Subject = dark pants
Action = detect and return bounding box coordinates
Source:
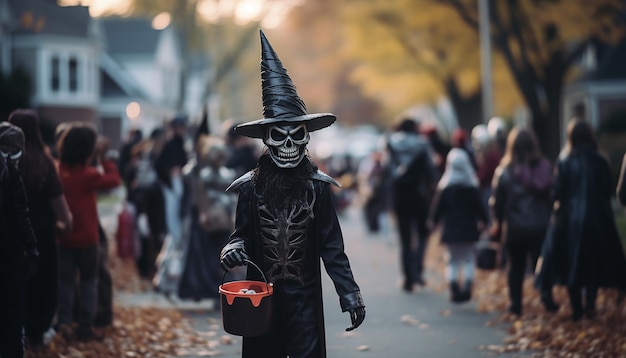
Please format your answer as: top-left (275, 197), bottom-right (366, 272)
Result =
top-left (95, 223), bottom-right (113, 326)
top-left (242, 281), bottom-right (321, 358)
top-left (57, 245), bottom-right (99, 330)
top-left (24, 240), bottom-right (57, 344)
top-left (567, 284), bottom-right (598, 317)
top-left (363, 193), bottom-right (386, 233)
top-left (136, 185), bottom-right (166, 279)
top-left (0, 255), bottom-right (25, 357)
top-left (393, 190), bottom-right (430, 287)
top-left (505, 236), bottom-right (542, 311)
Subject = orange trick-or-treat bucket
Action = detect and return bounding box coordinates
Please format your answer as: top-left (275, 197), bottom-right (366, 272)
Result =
top-left (219, 259), bottom-right (273, 337)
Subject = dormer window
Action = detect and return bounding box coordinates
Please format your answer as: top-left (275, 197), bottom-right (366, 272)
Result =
top-left (69, 57), bottom-right (78, 92)
top-left (48, 54), bottom-right (87, 95)
top-left (51, 56), bottom-right (60, 91)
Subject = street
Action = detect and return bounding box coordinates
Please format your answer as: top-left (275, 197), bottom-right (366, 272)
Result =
top-left (142, 203), bottom-right (529, 358)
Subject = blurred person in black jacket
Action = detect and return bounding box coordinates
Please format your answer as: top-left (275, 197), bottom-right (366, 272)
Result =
top-left (0, 122), bottom-right (39, 357)
top-left (537, 120), bottom-right (626, 321)
top-left (386, 117), bottom-right (437, 291)
top-left (618, 152), bottom-right (626, 206)
top-left (9, 110), bottom-right (73, 347)
top-left (224, 122), bottom-right (259, 177)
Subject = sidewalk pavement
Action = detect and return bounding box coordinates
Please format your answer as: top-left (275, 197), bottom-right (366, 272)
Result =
top-left (100, 191), bottom-right (530, 357)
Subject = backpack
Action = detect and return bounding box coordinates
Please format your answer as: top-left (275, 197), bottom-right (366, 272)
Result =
top-left (503, 168), bottom-right (551, 236)
top-left (135, 151), bottom-right (157, 188)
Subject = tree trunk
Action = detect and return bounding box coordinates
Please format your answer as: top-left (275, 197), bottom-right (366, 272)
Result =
top-left (445, 77), bottom-right (483, 132)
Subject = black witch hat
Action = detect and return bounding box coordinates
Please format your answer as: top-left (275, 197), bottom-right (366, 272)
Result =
top-left (235, 30), bottom-right (336, 139)
top-left (194, 104), bottom-right (210, 143)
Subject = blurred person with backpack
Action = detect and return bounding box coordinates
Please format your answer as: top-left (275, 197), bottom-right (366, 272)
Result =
top-left (153, 116), bottom-right (189, 296)
top-left (8, 110), bottom-right (73, 348)
top-left (178, 135), bottom-right (237, 301)
top-left (490, 127), bottom-right (553, 316)
top-left (386, 117), bottom-right (437, 291)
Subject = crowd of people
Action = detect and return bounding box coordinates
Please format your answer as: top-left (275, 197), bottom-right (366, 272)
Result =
top-left (358, 116), bottom-right (626, 319)
top-left (1, 103), bottom-right (626, 356)
top-left (0, 109), bottom-right (122, 356)
top-left (0, 108), bottom-right (262, 356)
top-left (116, 115), bottom-right (261, 304)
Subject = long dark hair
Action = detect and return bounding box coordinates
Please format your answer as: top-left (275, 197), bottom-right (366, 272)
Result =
top-left (564, 119), bottom-right (597, 155)
top-left (59, 123), bottom-right (97, 167)
top-left (8, 109), bottom-right (57, 192)
top-left (500, 127), bottom-right (542, 167)
top-left (254, 153), bottom-right (317, 212)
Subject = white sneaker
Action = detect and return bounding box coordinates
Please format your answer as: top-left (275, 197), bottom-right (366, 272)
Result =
top-left (43, 327), bottom-right (56, 345)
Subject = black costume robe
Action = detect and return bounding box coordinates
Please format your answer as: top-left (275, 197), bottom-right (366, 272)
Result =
top-left (224, 167), bottom-right (362, 358)
top-left (538, 149), bottom-right (626, 290)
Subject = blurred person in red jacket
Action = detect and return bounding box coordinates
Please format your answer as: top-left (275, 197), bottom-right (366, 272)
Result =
top-left (56, 123), bottom-right (121, 341)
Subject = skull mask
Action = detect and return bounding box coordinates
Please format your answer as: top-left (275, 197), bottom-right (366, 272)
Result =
top-left (263, 123), bottom-right (309, 168)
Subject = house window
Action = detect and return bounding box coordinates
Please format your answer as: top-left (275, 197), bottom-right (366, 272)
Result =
top-left (51, 56), bottom-right (60, 91)
top-left (69, 57), bottom-right (78, 92)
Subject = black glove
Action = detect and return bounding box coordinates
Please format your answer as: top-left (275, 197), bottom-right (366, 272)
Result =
top-left (346, 306), bottom-right (366, 331)
top-left (220, 247), bottom-right (249, 271)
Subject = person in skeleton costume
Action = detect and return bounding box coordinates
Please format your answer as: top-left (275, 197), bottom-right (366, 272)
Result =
top-left (220, 30), bottom-right (365, 358)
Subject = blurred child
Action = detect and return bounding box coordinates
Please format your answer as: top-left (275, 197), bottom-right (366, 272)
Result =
top-left (57, 123), bottom-right (121, 340)
top-left (429, 148), bottom-right (487, 302)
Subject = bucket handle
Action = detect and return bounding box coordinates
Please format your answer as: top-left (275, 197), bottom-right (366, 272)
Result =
top-left (222, 258), bottom-right (270, 292)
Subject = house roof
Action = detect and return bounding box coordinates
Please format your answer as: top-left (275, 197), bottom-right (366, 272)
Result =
top-left (100, 52), bottom-right (150, 100)
top-left (8, 0), bottom-right (91, 37)
top-left (579, 38), bottom-right (626, 82)
top-left (101, 17), bottom-right (163, 56)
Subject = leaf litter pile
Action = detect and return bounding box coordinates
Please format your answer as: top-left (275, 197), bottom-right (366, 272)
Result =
top-left (25, 221), bottom-right (626, 357)
top-left (471, 270), bottom-right (626, 357)
top-left (423, 231), bottom-right (626, 358)
top-left (25, 249), bottom-right (236, 357)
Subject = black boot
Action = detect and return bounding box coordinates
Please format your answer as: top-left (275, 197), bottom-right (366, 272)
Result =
top-left (568, 286), bottom-right (583, 321)
top-left (450, 282), bottom-right (461, 303)
top-left (584, 286), bottom-right (597, 319)
top-left (540, 291), bottom-right (559, 313)
top-left (459, 280), bottom-right (472, 302)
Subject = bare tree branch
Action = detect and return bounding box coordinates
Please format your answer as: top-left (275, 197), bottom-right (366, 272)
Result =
top-left (202, 23), bottom-right (259, 100)
top-left (506, 0), bottom-right (539, 83)
top-left (438, 0), bottom-right (479, 30)
top-left (372, 13), bottom-right (446, 79)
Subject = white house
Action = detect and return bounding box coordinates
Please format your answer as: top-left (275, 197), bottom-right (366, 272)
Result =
top-left (99, 16), bottom-right (184, 145)
top-left (6, 0), bottom-right (101, 126)
top-left (562, 39), bottom-right (626, 143)
top-left (1, 0), bottom-right (192, 148)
